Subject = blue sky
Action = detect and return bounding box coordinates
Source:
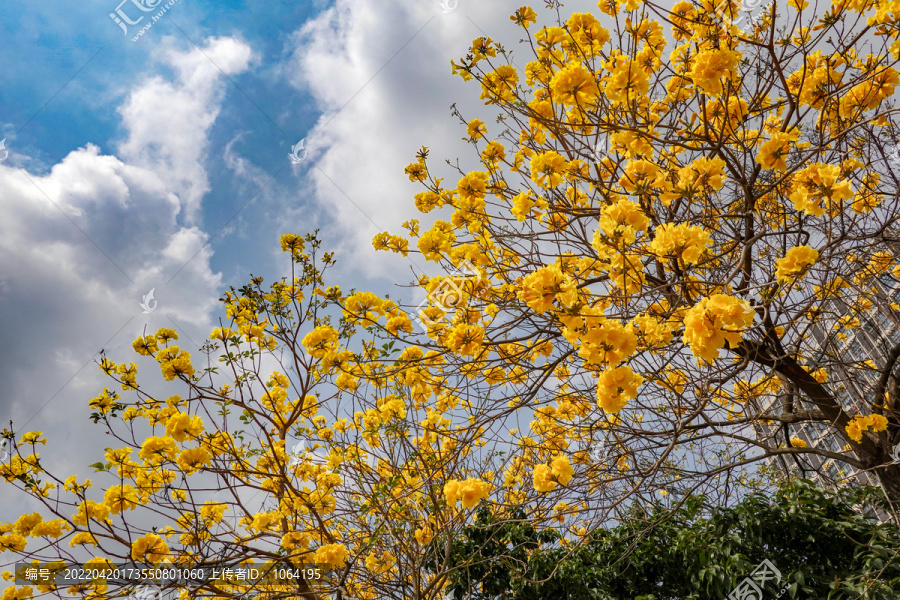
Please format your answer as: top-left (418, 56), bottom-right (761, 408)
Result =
top-left (0, 0), bottom-right (602, 524)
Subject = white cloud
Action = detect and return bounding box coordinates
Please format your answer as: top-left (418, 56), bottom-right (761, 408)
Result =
top-left (283, 0), bottom-right (595, 287)
top-left (0, 36), bottom-right (251, 514)
top-left (117, 36), bottom-right (254, 223)
top-left (284, 1), bottom-right (482, 282)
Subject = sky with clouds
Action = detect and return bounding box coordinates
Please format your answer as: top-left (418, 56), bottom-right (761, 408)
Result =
top-left (0, 0), bottom-right (600, 530)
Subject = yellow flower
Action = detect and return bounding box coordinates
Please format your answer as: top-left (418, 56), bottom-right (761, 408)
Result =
top-left (471, 37), bottom-right (497, 62)
top-left (775, 246), bottom-right (819, 284)
top-left (335, 372), bottom-right (360, 392)
top-left (690, 48), bottom-right (741, 97)
top-left (480, 65), bottom-right (519, 104)
top-left (789, 163), bottom-right (853, 216)
top-left (566, 12), bottom-right (610, 55)
top-left (29, 519), bottom-right (69, 539)
top-left (809, 367), bottom-right (827, 383)
top-left (68, 532), bottom-right (98, 547)
top-left (281, 531), bottom-right (309, 550)
top-left (594, 199), bottom-right (649, 248)
top-left (604, 55), bottom-right (649, 104)
top-left (596, 365), bottom-right (643, 413)
top-left (72, 500), bottom-right (110, 526)
top-left (530, 150), bottom-right (568, 189)
top-left (139, 436), bottom-right (178, 464)
top-left (456, 171), bottom-right (490, 203)
top-left (279, 233), bottom-right (305, 253)
top-left (20, 432), bottom-right (46, 446)
top-left (467, 119), bottom-right (487, 140)
top-left (445, 324), bottom-right (485, 357)
top-left (510, 190), bottom-right (548, 221)
top-left (176, 447), bottom-right (211, 474)
top-left (365, 550), bottom-right (396, 575)
top-left (131, 533), bottom-right (170, 563)
top-left (845, 413), bottom-right (888, 443)
top-left (165, 412), bottom-right (204, 443)
top-left (532, 464), bottom-right (556, 492)
top-left (481, 140), bottom-right (506, 164)
top-left (132, 335), bottom-right (159, 356)
top-left (869, 414), bottom-right (889, 432)
top-left (156, 346), bottom-right (195, 381)
top-left (618, 160), bottom-right (663, 194)
top-left (302, 325), bottom-right (339, 358)
top-left (13, 514), bottom-right (42, 537)
top-left (676, 156), bottom-right (727, 193)
top-left (344, 291), bottom-right (386, 324)
top-left (550, 455), bottom-right (574, 486)
top-left (576, 319), bottom-right (638, 366)
top-left (682, 295), bottom-right (755, 363)
top-left (550, 62), bottom-right (600, 106)
top-left (104, 485), bottom-right (140, 514)
top-left (518, 264), bottom-right (577, 313)
top-left (510, 6), bottom-right (538, 28)
top-left (415, 526), bottom-right (434, 545)
top-left (648, 223), bottom-right (712, 265)
top-left (155, 327), bottom-right (178, 343)
top-left (444, 477), bottom-right (491, 509)
top-left (89, 388), bottom-right (120, 414)
top-left (0, 534), bottom-right (26, 552)
top-left (404, 162), bottom-right (427, 182)
top-left (313, 543), bottom-right (349, 568)
top-left (755, 131), bottom-right (798, 170)
top-left (789, 437), bottom-right (807, 448)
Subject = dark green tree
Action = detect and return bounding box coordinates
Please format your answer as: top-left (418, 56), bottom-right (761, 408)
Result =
top-left (428, 480), bottom-right (900, 600)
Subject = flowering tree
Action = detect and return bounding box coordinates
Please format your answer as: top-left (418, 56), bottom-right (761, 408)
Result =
top-left (6, 1), bottom-right (900, 599)
top-left (0, 235), bottom-right (495, 600)
top-left (378, 0), bottom-right (900, 532)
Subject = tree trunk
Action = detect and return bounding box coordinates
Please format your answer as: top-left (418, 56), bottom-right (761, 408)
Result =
top-left (740, 340), bottom-right (900, 501)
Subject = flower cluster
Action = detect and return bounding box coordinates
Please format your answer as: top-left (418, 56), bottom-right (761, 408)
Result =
top-left (682, 295), bottom-right (755, 363)
top-left (648, 223), bottom-right (712, 265)
top-left (775, 246), bottom-right (819, 284)
top-left (443, 478), bottom-right (492, 509)
top-left (846, 413), bottom-right (889, 443)
top-left (533, 456), bottom-right (574, 492)
top-left (789, 163), bottom-right (854, 216)
top-left (596, 365), bottom-right (644, 414)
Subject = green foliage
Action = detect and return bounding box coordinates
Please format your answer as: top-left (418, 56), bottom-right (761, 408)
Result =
top-left (431, 480), bottom-right (900, 599)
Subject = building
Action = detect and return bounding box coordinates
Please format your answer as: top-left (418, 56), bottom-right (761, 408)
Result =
top-left (749, 274), bottom-right (900, 496)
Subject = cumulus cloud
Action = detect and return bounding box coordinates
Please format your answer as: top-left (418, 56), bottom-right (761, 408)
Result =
top-left (118, 36), bottom-right (254, 223)
top-left (0, 36), bottom-right (251, 513)
top-left (283, 0), bottom-right (595, 286)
